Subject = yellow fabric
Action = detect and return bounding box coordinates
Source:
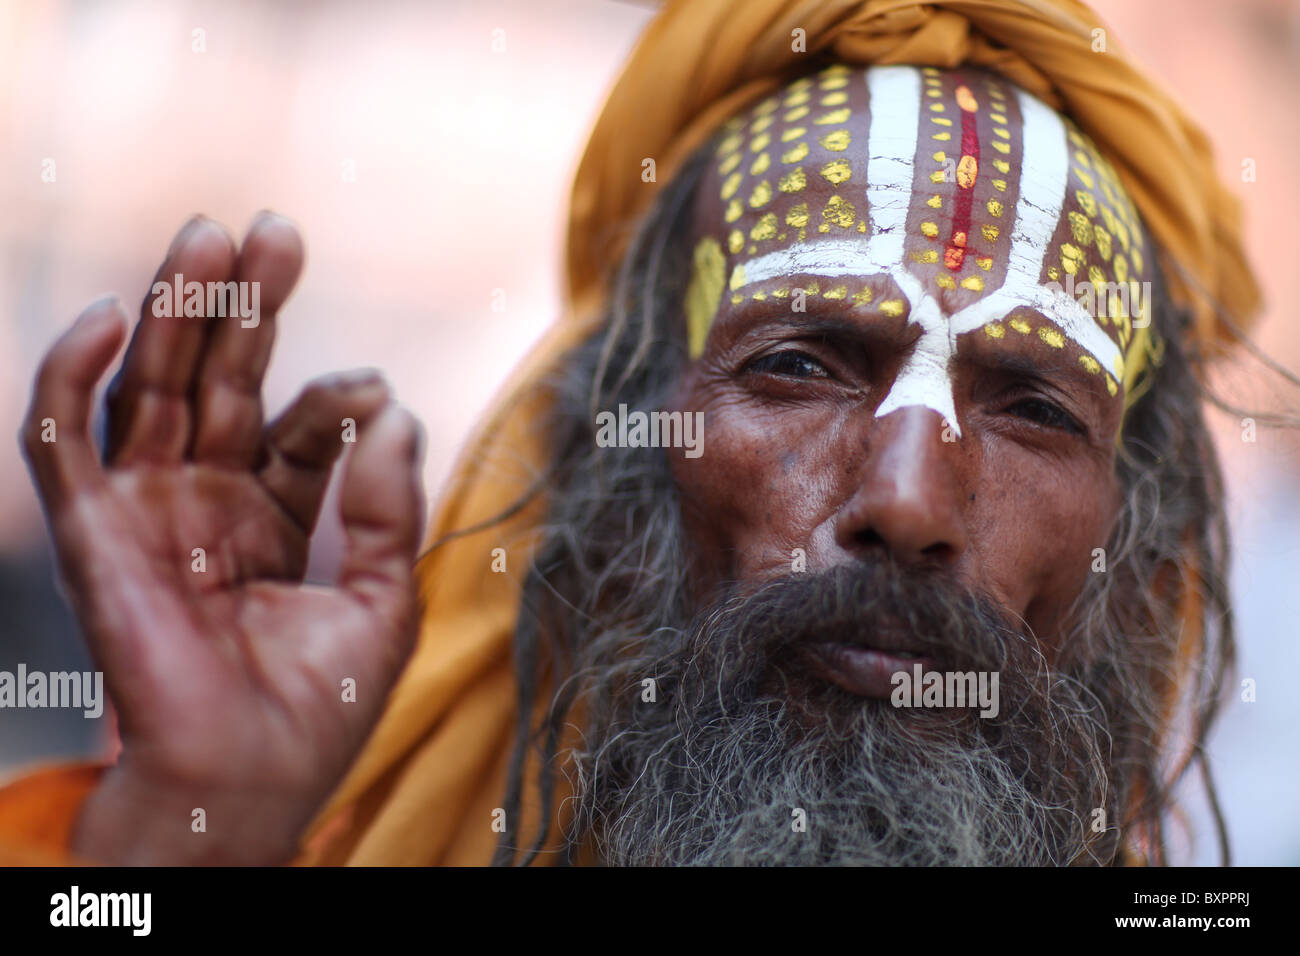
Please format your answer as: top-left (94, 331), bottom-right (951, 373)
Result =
top-left (295, 0), bottom-right (1260, 865)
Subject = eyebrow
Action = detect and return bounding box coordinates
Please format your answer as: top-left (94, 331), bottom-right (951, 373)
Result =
top-left (726, 311), bottom-right (881, 339)
top-left (966, 342), bottom-right (1111, 407)
top-left (975, 349), bottom-right (1060, 379)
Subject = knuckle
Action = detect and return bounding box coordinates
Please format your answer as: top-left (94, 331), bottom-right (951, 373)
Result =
top-left (208, 365), bottom-right (262, 398)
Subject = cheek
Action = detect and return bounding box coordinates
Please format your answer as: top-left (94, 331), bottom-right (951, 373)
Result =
top-left (670, 396), bottom-right (851, 580)
top-left (971, 441), bottom-right (1117, 634)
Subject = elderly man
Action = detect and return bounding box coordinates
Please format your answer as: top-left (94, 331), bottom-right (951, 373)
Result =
top-left (2, 0), bottom-right (1259, 866)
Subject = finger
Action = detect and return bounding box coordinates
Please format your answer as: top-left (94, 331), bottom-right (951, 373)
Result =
top-left (104, 216), bottom-right (237, 466)
top-left (337, 404), bottom-right (425, 627)
top-left (258, 369), bottom-right (390, 532)
top-left (21, 297), bottom-right (128, 512)
top-left (191, 212), bottom-right (305, 468)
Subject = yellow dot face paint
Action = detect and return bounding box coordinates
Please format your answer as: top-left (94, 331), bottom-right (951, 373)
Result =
top-left (686, 63), bottom-right (1161, 429)
top-left (781, 142), bottom-right (809, 164)
top-left (778, 168), bottom-right (806, 193)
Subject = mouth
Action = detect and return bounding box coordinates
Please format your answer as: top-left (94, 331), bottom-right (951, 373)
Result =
top-left (802, 640), bottom-right (938, 699)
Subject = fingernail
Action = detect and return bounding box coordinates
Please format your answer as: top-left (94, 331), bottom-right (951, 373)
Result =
top-left (167, 215), bottom-right (205, 256)
top-left (317, 368), bottom-right (385, 391)
top-left (248, 209), bottom-right (286, 233)
top-left (76, 294), bottom-right (121, 324)
top-left (334, 367), bottom-right (385, 387)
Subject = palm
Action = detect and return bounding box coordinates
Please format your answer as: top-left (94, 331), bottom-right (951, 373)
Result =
top-left (21, 215), bottom-right (425, 859)
top-left (78, 467), bottom-right (363, 785)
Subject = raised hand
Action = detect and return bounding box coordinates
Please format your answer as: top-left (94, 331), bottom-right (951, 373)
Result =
top-left (20, 213), bottom-right (426, 864)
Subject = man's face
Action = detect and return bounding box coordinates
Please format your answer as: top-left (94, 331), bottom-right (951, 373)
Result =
top-left (670, 63), bottom-right (1154, 676)
top-left (572, 63), bottom-right (1162, 866)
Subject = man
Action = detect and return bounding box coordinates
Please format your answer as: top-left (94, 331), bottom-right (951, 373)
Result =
top-left (0, 0), bottom-right (1261, 865)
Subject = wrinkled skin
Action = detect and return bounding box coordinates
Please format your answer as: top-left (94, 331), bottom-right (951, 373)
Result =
top-left (668, 297), bottom-right (1123, 668)
top-left (21, 215), bottom-right (425, 864)
top-left (671, 64), bottom-right (1136, 669)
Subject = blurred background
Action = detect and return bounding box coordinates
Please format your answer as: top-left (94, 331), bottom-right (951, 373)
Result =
top-left (0, 0), bottom-right (1295, 864)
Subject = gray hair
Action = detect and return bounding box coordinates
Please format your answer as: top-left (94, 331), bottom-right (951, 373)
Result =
top-left (481, 143), bottom-right (1235, 867)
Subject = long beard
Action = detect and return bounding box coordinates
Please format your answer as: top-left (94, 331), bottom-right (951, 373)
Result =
top-left (567, 560), bottom-right (1119, 866)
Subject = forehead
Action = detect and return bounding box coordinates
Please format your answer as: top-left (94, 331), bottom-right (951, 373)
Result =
top-left (687, 63), bottom-right (1155, 405)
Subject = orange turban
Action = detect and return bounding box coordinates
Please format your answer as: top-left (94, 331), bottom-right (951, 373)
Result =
top-left (0, 0), bottom-right (1256, 866)
top-left (293, 0), bottom-right (1260, 866)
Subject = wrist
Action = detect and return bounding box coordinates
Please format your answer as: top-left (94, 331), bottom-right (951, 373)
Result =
top-left (72, 765), bottom-right (307, 866)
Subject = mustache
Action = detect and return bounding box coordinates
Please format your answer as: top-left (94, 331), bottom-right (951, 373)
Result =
top-left (683, 559), bottom-right (1044, 694)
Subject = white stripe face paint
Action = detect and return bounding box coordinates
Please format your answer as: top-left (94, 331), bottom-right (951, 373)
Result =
top-left (861, 65), bottom-right (957, 433)
top-left (871, 272), bottom-right (959, 430)
top-left (738, 239), bottom-right (901, 285)
top-left (948, 89), bottom-right (1122, 378)
top-left (863, 66), bottom-right (923, 270)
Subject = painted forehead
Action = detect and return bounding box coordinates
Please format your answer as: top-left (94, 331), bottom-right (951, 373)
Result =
top-left (686, 63), bottom-right (1159, 416)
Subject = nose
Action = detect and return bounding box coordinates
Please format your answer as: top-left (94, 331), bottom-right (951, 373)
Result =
top-left (833, 405), bottom-right (969, 568)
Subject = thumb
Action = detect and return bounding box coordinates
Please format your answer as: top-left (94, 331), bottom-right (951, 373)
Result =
top-left (337, 403), bottom-right (425, 625)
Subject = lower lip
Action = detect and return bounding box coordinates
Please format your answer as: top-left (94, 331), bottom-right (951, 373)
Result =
top-left (805, 643), bottom-right (936, 699)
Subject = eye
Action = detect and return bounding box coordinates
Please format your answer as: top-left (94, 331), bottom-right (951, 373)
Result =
top-left (1006, 398), bottom-right (1083, 435)
top-left (745, 349), bottom-right (830, 379)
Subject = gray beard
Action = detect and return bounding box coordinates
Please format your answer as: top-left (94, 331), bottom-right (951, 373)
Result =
top-left (575, 698), bottom-right (1103, 866)
top-left (566, 562), bottom-right (1118, 866)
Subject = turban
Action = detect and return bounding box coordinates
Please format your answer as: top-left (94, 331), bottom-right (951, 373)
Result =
top-left (0, 0), bottom-right (1260, 865)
